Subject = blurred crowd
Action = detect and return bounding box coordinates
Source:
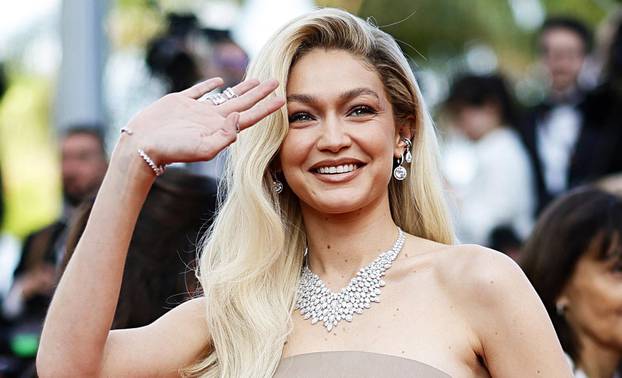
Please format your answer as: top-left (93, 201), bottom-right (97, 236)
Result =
top-left (0, 8), bottom-right (621, 378)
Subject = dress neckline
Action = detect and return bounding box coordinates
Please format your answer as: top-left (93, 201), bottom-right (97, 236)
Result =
top-left (280, 350), bottom-right (451, 376)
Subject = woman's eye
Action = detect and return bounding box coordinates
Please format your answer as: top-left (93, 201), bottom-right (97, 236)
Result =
top-left (288, 112), bottom-right (315, 123)
top-left (349, 105), bottom-right (376, 117)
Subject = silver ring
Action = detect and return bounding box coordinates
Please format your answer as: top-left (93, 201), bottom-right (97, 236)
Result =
top-left (120, 127), bottom-right (134, 135)
top-left (210, 93), bottom-right (228, 106)
top-left (198, 92), bottom-right (228, 106)
top-left (223, 87), bottom-right (238, 99)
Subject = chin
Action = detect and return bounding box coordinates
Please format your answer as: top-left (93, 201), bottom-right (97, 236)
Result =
top-left (303, 192), bottom-right (377, 215)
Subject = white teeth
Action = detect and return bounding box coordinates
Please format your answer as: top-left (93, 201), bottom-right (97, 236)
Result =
top-left (316, 164), bottom-right (358, 174)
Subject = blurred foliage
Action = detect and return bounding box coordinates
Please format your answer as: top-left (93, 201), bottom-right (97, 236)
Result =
top-left (0, 73), bottom-right (60, 237)
top-left (358, 0), bottom-right (612, 75)
top-left (316, 0), bottom-right (364, 14)
top-left (108, 0), bottom-right (166, 49)
top-left (544, 0), bottom-right (610, 23)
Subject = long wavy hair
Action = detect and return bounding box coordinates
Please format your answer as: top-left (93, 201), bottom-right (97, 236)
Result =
top-left (184, 8), bottom-right (454, 377)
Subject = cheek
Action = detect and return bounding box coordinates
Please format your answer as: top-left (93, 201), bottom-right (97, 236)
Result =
top-left (568, 276), bottom-right (622, 341)
top-left (278, 131), bottom-right (313, 182)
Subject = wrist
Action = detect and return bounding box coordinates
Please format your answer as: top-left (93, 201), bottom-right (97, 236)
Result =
top-left (110, 135), bottom-right (158, 186)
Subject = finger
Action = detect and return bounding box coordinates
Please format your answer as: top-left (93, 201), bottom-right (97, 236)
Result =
top-left (199, 112), bottom-right (240, 160)
top-left (238, 96), bottom-right (286, 131)
top-left (219, 79), bottom-right (280, 114)
top-left (192, 79), bottom-right (259, 108)
top-left (227, 79), bottom-right (260, 97)
top-left (180, 77), bottom-right (224, 99)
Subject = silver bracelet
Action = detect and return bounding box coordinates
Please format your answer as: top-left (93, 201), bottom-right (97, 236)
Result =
top-left (120, 127), bottom-right (166, 177)
top-left (137, 148), bottom-right (166, 176)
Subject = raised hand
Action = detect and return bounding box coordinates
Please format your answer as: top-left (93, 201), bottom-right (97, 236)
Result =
top-left (121, 77), bottom-right (284, 167)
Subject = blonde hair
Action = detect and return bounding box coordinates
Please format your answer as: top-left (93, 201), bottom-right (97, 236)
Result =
top-left (184, 8), bottom-right (454, 377)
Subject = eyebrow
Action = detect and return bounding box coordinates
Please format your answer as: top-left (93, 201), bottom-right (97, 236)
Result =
top-left (287, 87), bottom-right (380, 105)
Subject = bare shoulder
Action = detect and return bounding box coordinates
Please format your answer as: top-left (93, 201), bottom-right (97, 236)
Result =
top-left (432, 243), bottom-right (527, 305)
top-left (413, 243), bottom-right (571, 376)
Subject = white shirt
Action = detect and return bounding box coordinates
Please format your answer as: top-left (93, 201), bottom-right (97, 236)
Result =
top-left (536, 104), bottom-right (582, 195)
top-left (442, 128), bottom-right (535, 245)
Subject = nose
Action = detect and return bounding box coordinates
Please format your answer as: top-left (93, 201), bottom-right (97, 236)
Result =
top-left (316, 115), bottom-right (351, 153)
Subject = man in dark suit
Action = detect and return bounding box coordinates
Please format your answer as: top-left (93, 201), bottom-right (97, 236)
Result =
top-left (518, 17), bottom-right (598, 214)
top-left (2, 126), bottom-right (108, 322)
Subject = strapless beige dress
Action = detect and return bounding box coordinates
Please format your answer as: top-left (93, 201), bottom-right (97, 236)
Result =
top-left (274, 351), bottom-right (451, 377)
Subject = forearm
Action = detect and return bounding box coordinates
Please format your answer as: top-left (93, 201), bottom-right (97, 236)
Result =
top-left (38, 137), bottom-right (155, 374)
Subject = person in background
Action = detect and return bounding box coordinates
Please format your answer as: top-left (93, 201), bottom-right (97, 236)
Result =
top-left (146, 14), bottom-right (205, 94)
top-left (0, 167), bottom-right (21, 303)
top-left (521, 187), bottom-right (622, 378)
top-left (0, 165), bottom-right (25, 376)
top-left (517, 17), bottom-right (593, 214)
top-left (2, 126), bottom-right (108, 322)
top-left (61, 168), bottom-right (217, 329)
top-left (578, 20), bottom-right (622, 183)
top-left (441, 74), bottom-right (534, 256)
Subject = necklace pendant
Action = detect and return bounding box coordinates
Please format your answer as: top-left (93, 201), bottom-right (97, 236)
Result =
top-left (295, 228), bottom-right (405, 332)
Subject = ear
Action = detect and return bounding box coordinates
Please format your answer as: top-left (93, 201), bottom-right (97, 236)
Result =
top-left (555, 295), bottom-right (570, 316)
top-left (393, 117), bottom-right (416, 159)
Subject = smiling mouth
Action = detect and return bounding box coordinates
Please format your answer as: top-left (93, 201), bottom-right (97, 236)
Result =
top-left (314, 163), bottom-right (362, 175)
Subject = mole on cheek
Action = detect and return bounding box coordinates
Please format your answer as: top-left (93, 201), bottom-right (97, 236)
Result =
top-left (327, 244), bottom-right (331, 249)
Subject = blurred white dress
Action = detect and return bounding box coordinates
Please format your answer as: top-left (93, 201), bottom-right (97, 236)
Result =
top-left (442, 127), bottom-right (535, 246)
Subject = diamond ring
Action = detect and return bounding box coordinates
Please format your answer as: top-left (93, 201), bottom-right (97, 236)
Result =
top-left (223, 87), bottom-right (238, 99)
top-left (198, 92), bottom-right (228, 106)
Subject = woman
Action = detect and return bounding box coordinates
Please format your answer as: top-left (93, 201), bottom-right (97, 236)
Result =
top-left (441, 73), bottom-right (534, 252)
top-left (37, 8), bottom-right (570, 377)
top-left (521, 188), bottom-right (622, 378)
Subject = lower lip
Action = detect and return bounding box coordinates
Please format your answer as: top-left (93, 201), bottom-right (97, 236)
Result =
top-left (311, 166), bottom-right (363, 183)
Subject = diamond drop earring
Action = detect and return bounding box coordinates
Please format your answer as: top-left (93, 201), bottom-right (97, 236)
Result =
top-left (403, 138), bottom-right (413, 163)
top-left (272, 175), bottom-right (284, 194)
top-left (393, 137), bottom-right (412, 181)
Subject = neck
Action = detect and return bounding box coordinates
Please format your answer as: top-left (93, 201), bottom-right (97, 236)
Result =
top-left (550, 84), bottom-right (579, 102)
top-left (301, 194), bottom-right (398, 286)
top-left (576, 334), bottom-right (621, 378)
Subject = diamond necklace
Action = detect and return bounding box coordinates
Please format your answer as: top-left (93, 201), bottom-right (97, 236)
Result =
top-left (295, 228), bottom-right (405, 332)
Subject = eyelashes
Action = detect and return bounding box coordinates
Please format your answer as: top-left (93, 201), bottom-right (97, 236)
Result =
top-left (348, 105), bottom-right (377, 117)
top-left (288, 112), bottom-right (315, 123)
top-left (288, 105), bottom-right (378, 124)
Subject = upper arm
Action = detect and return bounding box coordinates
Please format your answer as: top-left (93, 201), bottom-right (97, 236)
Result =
top-left (449, 247), bottom-right (572, 377)
top-left (100, 297), bottom-right (211, 377)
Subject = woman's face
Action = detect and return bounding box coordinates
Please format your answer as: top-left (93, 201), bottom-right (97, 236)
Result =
top-left (453, 103), bottom-right (501, 141)
top-left (279, 49), bottom-right (403, 215)
top-left (561, 238), bottom-right (622, 353)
